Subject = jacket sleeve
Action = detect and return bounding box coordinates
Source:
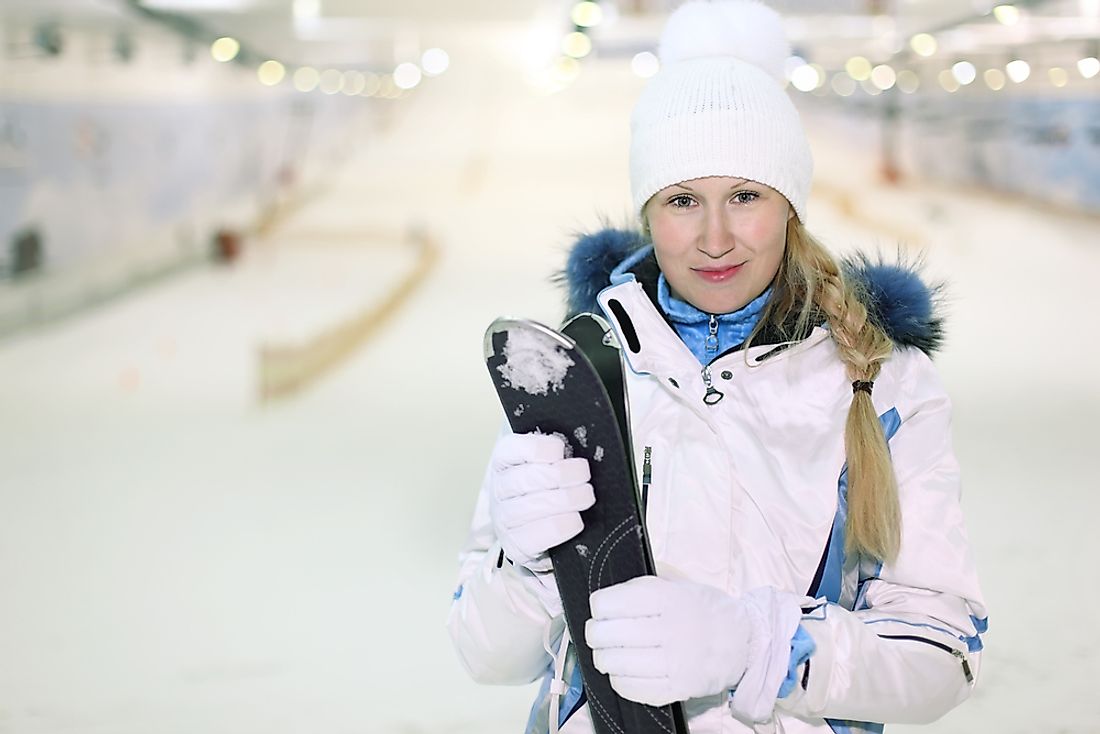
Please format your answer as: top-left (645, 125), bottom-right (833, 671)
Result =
top-left (777, 349), bottom-right (988, 724)
top-left (446, 424), bottom-right (567, 685)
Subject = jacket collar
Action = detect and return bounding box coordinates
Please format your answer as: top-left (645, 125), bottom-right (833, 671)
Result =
top-left (557, 228), bottom-right (945, 357)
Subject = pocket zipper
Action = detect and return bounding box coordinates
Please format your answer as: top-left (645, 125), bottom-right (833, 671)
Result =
top-left (641, 446), bottom-right (652, 518)
top-left (877, 634), bottom-right (975, 684)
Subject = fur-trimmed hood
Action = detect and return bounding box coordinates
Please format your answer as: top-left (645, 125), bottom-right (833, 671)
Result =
top-left (556, 228), bottom-right (945, 355)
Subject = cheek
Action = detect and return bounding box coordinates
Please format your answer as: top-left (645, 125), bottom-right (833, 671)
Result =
top-left (648, 218), bottom-right (689, 264)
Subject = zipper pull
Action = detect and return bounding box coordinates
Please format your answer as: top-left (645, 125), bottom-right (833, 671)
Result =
top-left (641, 446), bottom-right (652, 517)
top-left (705, 314), bottom-right (719, 356)
top-left (951, 648), bottom-right (975, 684)
top-left (701, 365), bottom-right (725, 405)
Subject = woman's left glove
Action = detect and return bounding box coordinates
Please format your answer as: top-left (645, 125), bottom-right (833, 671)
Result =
top-left (585, 576), bottom-right (803, 721)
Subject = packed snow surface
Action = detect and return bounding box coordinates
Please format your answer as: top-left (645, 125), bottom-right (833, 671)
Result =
top-left (497, 328), bottom-right (573, 396)
top-left (573, 426), bottom-right (588, 448)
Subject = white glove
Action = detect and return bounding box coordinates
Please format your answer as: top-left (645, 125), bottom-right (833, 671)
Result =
top-left (489, 432), bottom-right (595, 572)
top-left (586, 576), bottom-right (803, 722)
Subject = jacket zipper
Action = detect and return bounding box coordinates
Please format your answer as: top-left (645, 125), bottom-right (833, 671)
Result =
top-left (641, 446), bottom-right (652, 518)
top-left (701, 365), bottom-right (724, 405)
top-left (705, 314), bottom-right (719, 356)
top-left (877, 634), bottom-right (975, 684)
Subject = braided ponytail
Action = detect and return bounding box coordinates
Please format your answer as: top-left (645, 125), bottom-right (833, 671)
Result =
top-left (750, 219), bottom-right (901, 563)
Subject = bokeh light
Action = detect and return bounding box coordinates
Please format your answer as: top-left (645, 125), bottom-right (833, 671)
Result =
top-left (393, 63), bottom-right (423, 90)
top-left (210, 37), bottom-right (239, 63)
top-left (422, 48), bottom-right (450, 76)
top-left (896, 69), bottom-right (920, 93)
top-left (1077, 56), bottom-right (1100, 79)
top-left (632, 51), bottom-right (659, 79)
top-left (571, 2), bottom-right (603, 28)
top-left (952, 61), bottom-right (977, 85)
top-left (790, 65), bottom-right (821, 92)
top-left (362, 72), bottom-right (382, 97)
top-left (871, 64), bottom-right (897, 90)
top-left (1049, 67), bottom-right (1069, 87)
top-left (910, 33), bottom-right (937, 57)
top-left (257, 60), bottom-right (286, 86)
top-left (319, 69), bottom-right (343, 95)
top-left (938, 69), bottom-right (961, 92)
top-left (984, 68), bottom-right (1007, 90)
top-left (562, 32), bottom-right (592, 59)
top-left (845, 56), bottom-right (872, 81)
top-left (993, 4), bottom-right (1020, 25)
top-left (343, 70), bottom-right (366, 95)
top-left (1006, 59), bottom-right (1031, 83)
top-left (831, 72), bottom-right (856, 96)
top-left (292, 66), bottom-right (319, 92)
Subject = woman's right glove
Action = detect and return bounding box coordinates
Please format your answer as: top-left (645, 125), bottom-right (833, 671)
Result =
top-left (489, 432), bottom-right (595, 572)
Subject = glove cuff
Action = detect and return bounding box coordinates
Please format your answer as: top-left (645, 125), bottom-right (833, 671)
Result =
top-left (728, 587), bottom-right (804, 724)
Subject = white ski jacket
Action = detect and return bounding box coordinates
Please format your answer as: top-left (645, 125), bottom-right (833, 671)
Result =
top-left (448, 234), bottom-right (987, 734)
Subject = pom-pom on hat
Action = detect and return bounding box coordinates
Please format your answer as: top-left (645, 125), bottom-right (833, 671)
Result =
top-left (630, 0), bottom-right (814, 223)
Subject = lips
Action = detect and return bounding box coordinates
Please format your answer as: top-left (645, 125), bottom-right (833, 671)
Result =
top-left (693, 263), bottom-right (744, 282)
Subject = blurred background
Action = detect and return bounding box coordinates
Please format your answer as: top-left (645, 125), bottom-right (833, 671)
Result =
top-left (0, 0), bottom-right (1097, 732)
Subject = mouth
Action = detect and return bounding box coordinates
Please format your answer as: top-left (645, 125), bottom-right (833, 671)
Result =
top-left (692, 262), bottom-right (745, 282)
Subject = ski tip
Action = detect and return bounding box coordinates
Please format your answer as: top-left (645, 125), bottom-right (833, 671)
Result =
top-left (483, 317), bottom-right (575, 361)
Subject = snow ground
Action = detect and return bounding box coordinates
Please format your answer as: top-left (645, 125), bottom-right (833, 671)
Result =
top-left (1, 56), bottom-right (1098, 734)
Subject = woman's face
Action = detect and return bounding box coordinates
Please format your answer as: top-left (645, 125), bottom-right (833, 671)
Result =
top-left (644, 176), bottom-right (793, 315)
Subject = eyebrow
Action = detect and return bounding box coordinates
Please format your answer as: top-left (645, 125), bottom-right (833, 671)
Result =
top-left (673, 178), bottom-right (750, 192)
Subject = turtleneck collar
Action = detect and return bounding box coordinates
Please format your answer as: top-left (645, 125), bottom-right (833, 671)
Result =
top-left (656, 272), bottom-right (772, 365)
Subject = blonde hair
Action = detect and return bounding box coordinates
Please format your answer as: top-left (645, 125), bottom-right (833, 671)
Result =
top-left (750, 219), bottom-right (901, 563)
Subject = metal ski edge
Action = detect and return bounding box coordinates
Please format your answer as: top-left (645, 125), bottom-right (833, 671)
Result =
top-left (483, 316), bottom-right (576, 361)
top-left (560, 312), bottom-right (659, 581)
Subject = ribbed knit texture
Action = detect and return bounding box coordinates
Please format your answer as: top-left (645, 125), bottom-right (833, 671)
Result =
top-left (657, 273), bottom-right (772, 365)
top-left (630, 5), bottom-right (814, 222)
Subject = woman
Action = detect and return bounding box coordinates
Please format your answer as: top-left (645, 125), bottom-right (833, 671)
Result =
top-left (447, 2), bottom-right (987, 733)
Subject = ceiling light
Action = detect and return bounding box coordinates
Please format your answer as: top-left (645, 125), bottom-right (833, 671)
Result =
top-left (562, 32), bottom-right (592, 58)
top-left (845, 56), bottom-right (872, 81)
top-left (984, 68), bottom-right (1006, 90)
top-left (790, 65), bottom-right (820, 92)
top-left (257, 60), bottom-right (285, 86)
top-left (571, 2), bottom-right (603, 28)
top-left (938, 69), bottom-right (960, 92)
top-left (343, 70), bottom-right (365, 95)
top-left (952, 61), bottom-right (977, 85)
top-left (859, 78), bottom-right (882, 96)
top-left (1006, 59), bottom-right (1031, 83)
top-left (632, 51), bottom-right (659, 79)
top-left (910, 33), bottom-right (937, 57)
top-left (1078, 56), bottom-right (1100, 79)
top-left (319, 69), bottom-right (343, 94)
top-left (993, 5), bottom-right (1020, 25)
top-left (293, 66), bottom-right (319, 92)
top-left (1049, 67), bottom-right (1069, 87)
top-left (293, 0), bottom-right (320, 19)
top-left (871, 64), bottom-right (897, 90)
top-left (831, 72), bottom-right (856, 97)
top-left (896, 70), bottom-right (920, 93)
top-left (393, 62), bottom-right (422, 90)
top-left (210, 37), bottom-right (239, 62)
top-left (421, 48), bottom-right (449, 76)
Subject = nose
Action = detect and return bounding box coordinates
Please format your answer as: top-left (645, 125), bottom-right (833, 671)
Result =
top-left (698, 207), bottom-right (735, 259)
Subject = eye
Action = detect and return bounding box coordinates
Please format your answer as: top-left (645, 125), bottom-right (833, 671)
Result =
top-left (731, 191), bottom-right (760, 205)
top-left (668, 194), bottom-right (695, 209)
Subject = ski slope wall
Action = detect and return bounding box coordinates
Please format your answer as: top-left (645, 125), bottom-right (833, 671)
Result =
top-left (0, 20), bottom-right (380, 335)
top-left (801, 90), bottom-right (1100, 214)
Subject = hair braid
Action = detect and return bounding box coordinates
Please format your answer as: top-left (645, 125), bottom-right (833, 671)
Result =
top-left (750, 219), bottom-right (901, 562)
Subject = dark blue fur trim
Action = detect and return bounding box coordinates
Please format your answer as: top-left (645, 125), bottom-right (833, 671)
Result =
top-left (554, 228), bottom-right (646, 319)
top-left (557, 228), bottom-right (946, 355)
top-left (841, 251), bottom-right (945, 355)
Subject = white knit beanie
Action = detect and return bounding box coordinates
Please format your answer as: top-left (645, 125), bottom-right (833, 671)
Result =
top-left (630, 0), bottom-right (814, 223)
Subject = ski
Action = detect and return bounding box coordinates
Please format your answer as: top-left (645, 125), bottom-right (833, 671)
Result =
top-left (484, 314), bottom-right (689, 734)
